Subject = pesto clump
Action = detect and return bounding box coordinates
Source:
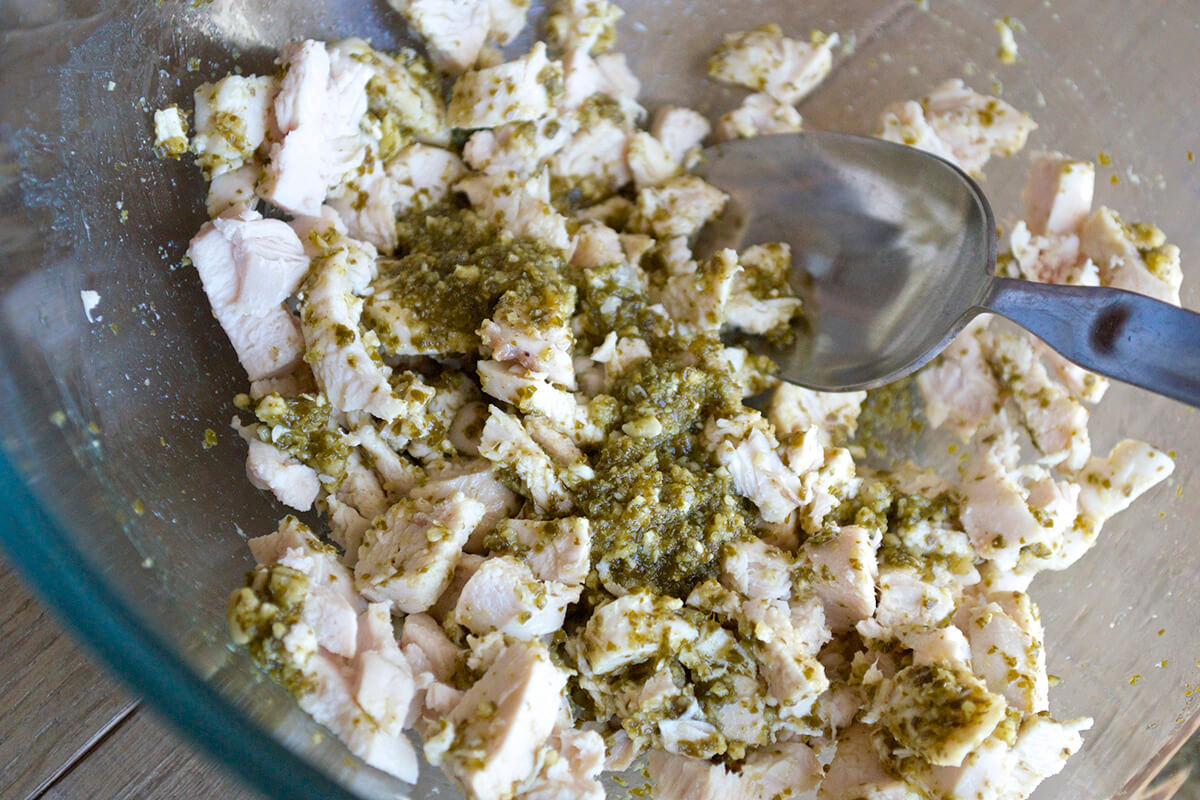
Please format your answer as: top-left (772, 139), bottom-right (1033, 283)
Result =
top-left (578, 342), bottom-right (754, 597)
top-left (363, 206), bottom-right (574, 355)
top-left (253, 392), bottom-right (350, 479)
top-left (227, 564), bottom-right (314, 694)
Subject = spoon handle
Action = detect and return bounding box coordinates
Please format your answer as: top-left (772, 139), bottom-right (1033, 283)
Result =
top-left (983, 276), bottom-right (1200, 408)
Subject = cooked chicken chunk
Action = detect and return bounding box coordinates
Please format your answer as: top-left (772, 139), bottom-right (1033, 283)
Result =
top-left (261, 40), bottom-right (372, 216)
top-left (708, 25), bottom-right (839, 105)
top-left (438, 641), bottom-right (567, 800)
top-left (545, 0), bottom-right (622, 54)
top-left (234, 420), bottom-right (321, 511)
top-left (447, 43), bottom-right (563, 128)
top-left (452, 555), bottom-right (580, 638)
top-left (186, 208), bottom-right (309, 382)
top-left (715, 93), bottom-right (803, 142)
top-left (651, 106), bottom-right (710, 165)
top-left (191, 74), bottom-right (276, 177)
top-left (880, 80), bottom-right (1036, 176)
top-left (388, 0), bottom-right (489, 74)
top-left (354, 492), bottom-right (485, 612)
top-left (1021, 151), bottom-right (1095, 236)
top-left (1080, 206), bottom-right (1183, 305)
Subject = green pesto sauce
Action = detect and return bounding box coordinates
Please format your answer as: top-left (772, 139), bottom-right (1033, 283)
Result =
top-left (363, 206), bottom-right (574, 355)
top-left (226, 564), bottom-right (314, 694)
top-left (253, 392), bottom-right (350, 479)
top-left (577, 343), bottom-right (754, 597)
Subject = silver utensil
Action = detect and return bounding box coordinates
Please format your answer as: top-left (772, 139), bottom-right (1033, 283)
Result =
top-left (696, 132), bottom-right (1200, 406)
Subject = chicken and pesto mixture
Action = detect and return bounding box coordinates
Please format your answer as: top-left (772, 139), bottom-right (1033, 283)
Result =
top-left (154, 3), bottom-right (1182, 799)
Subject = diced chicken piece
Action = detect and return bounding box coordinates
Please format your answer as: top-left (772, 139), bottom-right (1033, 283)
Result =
top-left (337, 451), bottom-right (391, 523)
top-left (447, 43), bottom-right (563, 128)
top-left (724, 242), bottom-right (803, 336)
top-left (439, 641), bottom-right (566, 800)
top-left (582, 591), bottom-right (695, 674)
top-left (206, 163), bottom-right (260, 217)
top-left (589, 334), bottom-right (651, 387)
top-left (984, 329), bottom-right (1090, 471)
top-left (1080, 206), bottom-right (1183, 305)
top-left (742, 598), bottom-right (830, 706)
top-left (290, 647), bottom-right (419, 781)
top-left (900, 625), bottom-right (973, 672)
top-left (1077, 439), bottom-right (1174, 524)
top-left (412, 459), bottom-right (521, 551)
top-left (958, 450), bottom-right (1069, 572)
top-left (521, 724), bottom-right (606, 800)
top-left (961, 591), bottom-right (1048, 713)
top-left (720, 538), bottom-right (793, 601)
top-left (878, 99), bottom-right (959, 165)
top-left (388, 0), bottom-right (489, 74)
top-left (191, 75), bottom-right (276, 177)
top-left (557, 48), bottom-right (639, 113)
top-left (768, 382), bottom-right (866, 446)
top-left (479, 280), bottom-right (576, 387)
top-left (478, 406), bottom-right (573, 513)
top-left (348, 423), bottom-right (423, 498)
top-left (351, 603), bottom-right (417, 737)
top-left (429, 553), bottom-right (485, 623)
top-left (464, 116), bottom-right (574, 178)
top-left (1032, 337), bottom-right (1108, 402)
top-left (570, 222), bottom-right (623, 269)
top-left (245, 516), bottom-right (363, 658)
top-left (881, 80), bottom-right (1036, 176)
top-left (552, 116), bottom-right (634, 195)
top-left (153, 105), bottom-right (189, 159)
top-left (629, 174), bottom-right (728, 238)
top-left (1007, 715), bottom-right (1092, 797)
top-left (656, 247), bottom-right (741, 335)
top-left (872, 566), bottom-right (956, 631)
top-left (327, 496), bottom-right (371, 564)
top-left (708, 25), bottom-right (839, 105)
top-left (452, 555), bottom-right (580, 638)
top-left (492, 517), bottom-right (591, 584)
top-left (715, 93), bottom-right (803, 142)
top-left (486, 0), bottom-right (530, 45)
top-left (819, 723), bottom-right (923, 800)
top-left (261, 40), bottom-right (372, 216)
top-left (186, 208), bottom-right (309, 382)
top-left (302, 243), bottom-right (415, 421)
top-left (1021, 151), bottom-right (1095, 236)
top-left (401, 612), bottom-right (462, 684)
top-left (798, 447), bottom-right (858, 534)
top-left (329, 144), bottom-right (466, 252)
top-left (545, 0), bottom-right (622, 54)
top-left (333, 39), bottom-right (448, 146)
top-left (354, 492), bottom-right (485, 612)
top-left (742, 742), bottom-right (822, 800)
top-left (867, 661), bottom-right (1006, 767)
top-left (626, 131), bottom-right (679, 189)
top-left (456, 171), bottom-right (571, 250)
top-left (705, 410), bottom-right (802, 523)
top-left (234, 421), bottom-right (321, 511)
top-left (918, 715), bottom-right (1092, 800)
top-left (651, 106), bottom-right (710, 166)
top-left (646, 752), bottom-right (748, 800)
top-left (916, 319), bottom-right (1001, 440)
top-left (476, 359), bottom-right (576, 426)
top-left (806, 524), bottom-right (877, 633)
top-left (1006, 219), bottom-right (1091, 286)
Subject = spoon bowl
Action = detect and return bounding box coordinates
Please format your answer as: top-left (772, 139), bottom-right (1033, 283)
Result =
top-left (697, 132), bottom-right (1200, 407)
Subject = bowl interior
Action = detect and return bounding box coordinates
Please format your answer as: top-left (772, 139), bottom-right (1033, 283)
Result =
top-left (1, 1), bottom-right (1198, 798)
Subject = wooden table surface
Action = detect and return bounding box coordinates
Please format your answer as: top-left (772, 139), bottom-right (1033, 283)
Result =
top-left (4, 553), bottom-right (1198, 800)
top-left (0, 558), bottom-right (262, 800)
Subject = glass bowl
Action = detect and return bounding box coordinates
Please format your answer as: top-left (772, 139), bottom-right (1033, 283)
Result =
top-left (1, 0), bottom-right (1197, 798)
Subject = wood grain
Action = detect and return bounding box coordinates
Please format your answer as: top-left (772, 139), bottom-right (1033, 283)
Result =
top-left (40, 707), bottom-right (262, 800)
top-left (0, 560), bottom-right (136, 799)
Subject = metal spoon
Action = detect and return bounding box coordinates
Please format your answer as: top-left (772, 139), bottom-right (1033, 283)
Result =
top-left (695, 131), bottom-right (1200, 407)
